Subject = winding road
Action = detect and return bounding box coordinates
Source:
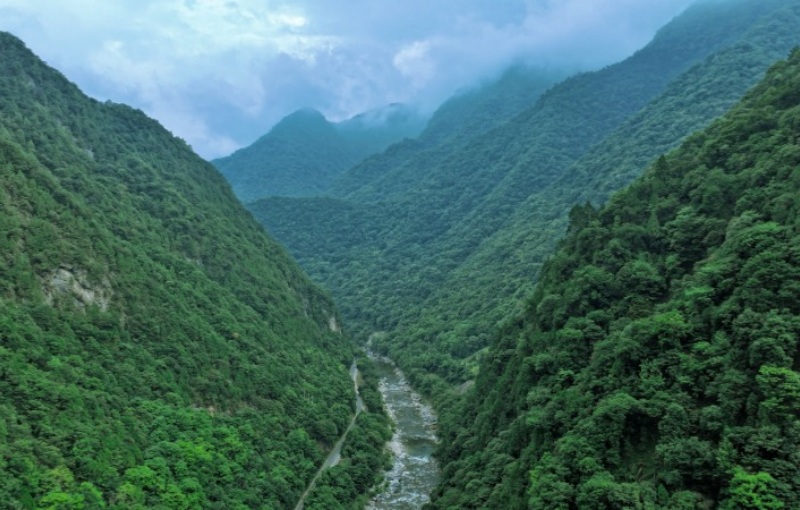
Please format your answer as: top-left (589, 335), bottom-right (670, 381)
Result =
top-left (294, 360), bottom-right (364, 510)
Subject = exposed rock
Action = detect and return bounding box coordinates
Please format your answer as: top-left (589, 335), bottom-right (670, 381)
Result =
top-left (42, 266), bottom-right (111, 311)
top-left (328, 315), bottom-right (341, 333)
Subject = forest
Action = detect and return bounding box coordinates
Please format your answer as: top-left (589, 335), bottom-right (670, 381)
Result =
top-left (251, 0), bottom-right (800, 403)
top-left (0, 32), bottom-right (390, 509)
top-left (213, 105), bottom-right (426, 201)
top-left (432, 46), bottom-right (800, 509)
top-left (237, 0), bottom-right (800, 508)
top-left (3, 0), bottom-right (800, 508)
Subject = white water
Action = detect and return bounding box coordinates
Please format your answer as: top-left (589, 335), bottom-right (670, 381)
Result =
top-left (366, 353), bottom-right (440, 510)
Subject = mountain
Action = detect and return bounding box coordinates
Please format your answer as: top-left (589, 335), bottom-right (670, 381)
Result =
top-left (249, 0), bottom-right (800, 398)
top-left (0, 33), bottom-right (388, 508)
top-left (394, 0), bottom-right (800, 392)
top-left (432, 47), bottom-right (800, 509)
top-left (327, 66), bottom-right (566, 199)
top-left (212, 103), bottom-right (427, 201)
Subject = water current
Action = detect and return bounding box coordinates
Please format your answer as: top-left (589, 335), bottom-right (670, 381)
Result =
top-left (365, 353), bottom-right (440, 509)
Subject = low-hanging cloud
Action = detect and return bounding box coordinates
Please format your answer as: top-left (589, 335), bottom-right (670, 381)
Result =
top-left (0, 0), bottom-right (694, 158)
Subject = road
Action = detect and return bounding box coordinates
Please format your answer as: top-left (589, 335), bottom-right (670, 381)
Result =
top-left (294, 360), bottom-right (364, 510)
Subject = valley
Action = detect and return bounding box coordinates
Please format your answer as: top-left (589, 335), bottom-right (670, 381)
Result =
top-left (2, 0), bottom-right (800, 509)
top-left (250, 0), bottom-right (800, 405)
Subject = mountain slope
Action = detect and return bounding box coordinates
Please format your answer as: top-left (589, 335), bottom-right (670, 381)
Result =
top-left (433, 47), bottom-right (800, 510)
top-left (0, 33), bottom-right (385, 509)
top-left (212, 104), bottom-right (426, 201)
top-left (330, 0), bottom-right (770, 205)
top-left (327, 66), bottom-right (564, 199)
top-left (397, 0), bottom-right (800, 392)
top-left (251, 0), bottom-right (799, 397)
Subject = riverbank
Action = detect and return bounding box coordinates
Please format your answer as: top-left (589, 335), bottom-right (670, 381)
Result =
top-left (294, 360), bottom-right (364, 510)
top-left (295, 350), bottom-right (440, 509)
top-left (297, 353), bottom-right (393, 510)
top-left (365, 353), bottom-right (440, 509)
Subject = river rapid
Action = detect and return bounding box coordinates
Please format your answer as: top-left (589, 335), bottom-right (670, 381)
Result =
top-left (366, 353), bottom-right (440, 510)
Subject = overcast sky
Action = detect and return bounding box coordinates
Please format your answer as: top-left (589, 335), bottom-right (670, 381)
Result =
top-left (0, 0), bottom-right (695, 159)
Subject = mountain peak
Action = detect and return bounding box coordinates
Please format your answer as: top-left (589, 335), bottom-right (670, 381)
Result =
top-left (213, 102), bottom-right (427, 200)
top-left (270, 107), bottom-right (330, 131)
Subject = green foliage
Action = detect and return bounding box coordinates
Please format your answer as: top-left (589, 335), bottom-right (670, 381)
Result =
top-left (213, 105), bottom-right (426, 201)
top-left (431, 45), bottom-right (800, 508)
top-left (0, 32), bottom-right (386, 508)
top-left (721, 468), bottom-right (785, 510)
top-left (302, 353), bottom-right (393, 509)
top-left (251, 0), bottom-right (800, 413)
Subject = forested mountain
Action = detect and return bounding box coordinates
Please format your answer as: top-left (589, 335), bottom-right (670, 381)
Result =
top-left (212, 103), bottom-right (426, 201)
top-left (394, 0), bottom-right (800, 394)
top-left (327, 66), bottom-right (565, 199)
top-left (432, 47), bottom-right (800, 509)
top-left (250, 0), bottom-right (800, 398)
top-left (0, 33), bottom-right (388, 509)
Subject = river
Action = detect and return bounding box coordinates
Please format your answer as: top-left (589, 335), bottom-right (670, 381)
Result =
top-left (294, 354), bottom-right (440, 510)
top-left (366, 353), bottom-right (440, 510)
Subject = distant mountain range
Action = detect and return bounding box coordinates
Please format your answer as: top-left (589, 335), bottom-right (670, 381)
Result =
top-left (212, 103), bottom-right (428, 200)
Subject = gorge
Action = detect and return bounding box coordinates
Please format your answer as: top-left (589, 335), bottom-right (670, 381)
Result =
top-left (2, 0), bottom-right (800, 509)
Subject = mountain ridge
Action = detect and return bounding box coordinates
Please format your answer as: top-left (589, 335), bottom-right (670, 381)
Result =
top-left (212, 103), bottom-right (427, 200)
top-left (431, 46), bottom-right (800, 509)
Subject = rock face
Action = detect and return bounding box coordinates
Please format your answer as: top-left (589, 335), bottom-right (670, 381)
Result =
top-left (329, 315), bottom-right (341, 333)
top-left (42, 266), bottom-right (111, 311)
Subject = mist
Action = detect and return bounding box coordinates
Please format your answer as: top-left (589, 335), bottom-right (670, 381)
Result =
top-left (0, 0), bottom-right (695, 158)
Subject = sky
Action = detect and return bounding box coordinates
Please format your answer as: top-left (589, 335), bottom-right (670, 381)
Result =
top-left (0, 0), bottom-right (696, 159)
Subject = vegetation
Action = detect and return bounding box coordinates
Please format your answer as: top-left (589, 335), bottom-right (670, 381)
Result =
top-left (213, 104), bottom-right (426, 201)
top-left (327, 66), bottom-right (565, 200)
top-left (250, 0), bottom-right (800, 404)
top-left (401, 0), bottom-right (800, 398)
top-left (0, 32), bottom-right (389, 508)
top-left (7, 0), bottom-right (799, 508)
top-left (431, 47), bottom-right (800, 509)
top-left (304, 352), bottom-right (393, 510)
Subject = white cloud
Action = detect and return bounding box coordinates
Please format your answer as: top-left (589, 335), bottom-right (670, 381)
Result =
top-left (0, 0), bottom-right (695, 158)
top-left (393, 41), bottom-right (435, 90)
top-left (269, 13), bottom-right (308, 29)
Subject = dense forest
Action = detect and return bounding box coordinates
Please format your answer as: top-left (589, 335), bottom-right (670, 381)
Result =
top-left (6, 0), bottom-right (800, 508)
top-left (250, 0), bottom-right (800, 403)
top-left (432, 47), bottom-right (800, 509)
top-left (0, 33), bottom-right (390, 509)
top-left (212, 104), bottom-right (427, 201)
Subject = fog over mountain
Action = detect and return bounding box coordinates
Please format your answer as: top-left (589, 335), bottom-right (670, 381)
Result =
top-left (0, 0), bottom-right (693, 158)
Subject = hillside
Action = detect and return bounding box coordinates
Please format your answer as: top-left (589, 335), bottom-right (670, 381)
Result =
top-left (432, 47), bottom-right (800, 509)
top-left (212, 104), bottom-right (426, 201)
top-left (0, 33), bottom-right (388, 508)
top-left (394, 0), bottom-right (800, 393)
top-left (250, 0), bottom-right (800, 398)
top-left (327, 66), bottom-right (565, 199)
